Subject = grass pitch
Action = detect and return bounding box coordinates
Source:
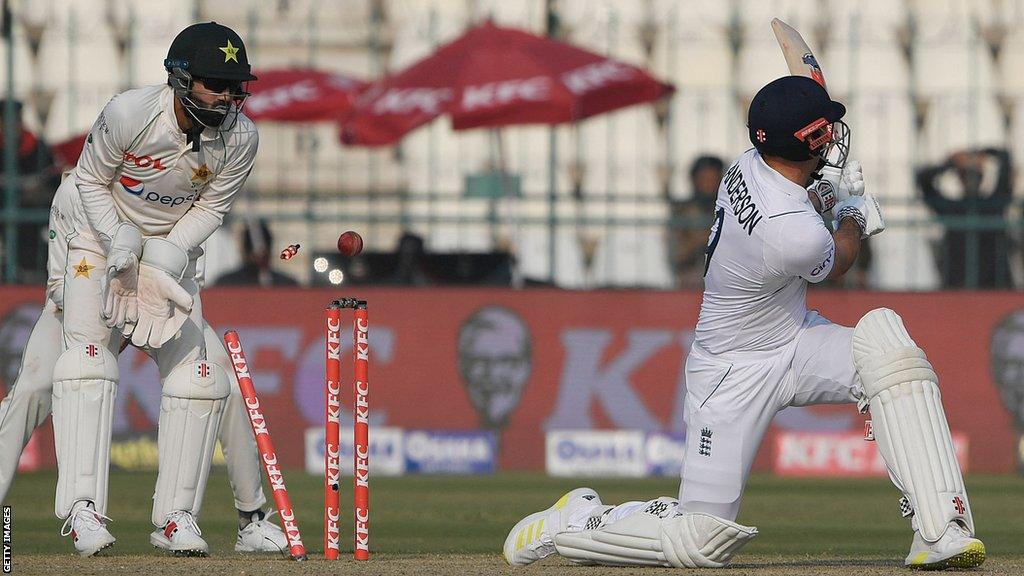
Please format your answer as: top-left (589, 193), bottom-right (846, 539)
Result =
top-left (5, 470), bottom-right (1023, 574)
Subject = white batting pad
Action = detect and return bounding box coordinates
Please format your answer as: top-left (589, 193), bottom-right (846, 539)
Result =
top-left (554, 498), bottom-right (756, 568)
top-left (662, 512), bottom-right (759, 568)
top-left (151, 361), bottom-right (228, 526)
top-left (853, 308), bottom-right (973, 542)
top-left (52, 344), bottom-right (118, 518)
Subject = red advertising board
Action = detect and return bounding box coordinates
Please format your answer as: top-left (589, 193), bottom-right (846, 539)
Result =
top-left (0, 287), bottom-right (1020, 473)
top-left (773, 431), bottom-right (970, 477)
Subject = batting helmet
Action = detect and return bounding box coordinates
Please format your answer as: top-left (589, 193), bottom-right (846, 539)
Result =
top-left (748, 76), bottom-right (848, 166)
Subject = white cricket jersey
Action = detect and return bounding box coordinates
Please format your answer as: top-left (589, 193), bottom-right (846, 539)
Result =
top-left (694, 148), bottom-right (835, 354)
top-left (62, 84), bottom-right (258, 252)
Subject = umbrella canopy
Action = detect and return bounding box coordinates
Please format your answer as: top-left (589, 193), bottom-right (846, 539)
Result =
top-left (341, 21), bottom-right (674, 146)
top-left (245, 68), bottom-right (367, 122)
top-left (49, 68), bottom-right (368, 168)
top-left (52, 132), bottom-right (87, 169)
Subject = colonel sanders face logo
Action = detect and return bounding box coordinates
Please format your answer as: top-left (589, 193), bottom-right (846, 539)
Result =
top-left (457, 307), bottom-right (532, 429)
top-left (990, 310), bottom-right (1024, 428)
top-left (0, 304), bottom-right (40, 391)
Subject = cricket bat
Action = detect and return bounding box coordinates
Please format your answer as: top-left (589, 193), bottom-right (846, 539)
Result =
top-left (771, 18), bottom-right (827, 90)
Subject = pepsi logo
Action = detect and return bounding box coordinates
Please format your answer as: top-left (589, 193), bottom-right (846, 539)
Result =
top-left (119, 175), bottom-right (144, 195)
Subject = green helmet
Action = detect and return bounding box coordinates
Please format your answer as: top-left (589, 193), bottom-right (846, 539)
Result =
top-left (164, 21), bottom-right (257, 82)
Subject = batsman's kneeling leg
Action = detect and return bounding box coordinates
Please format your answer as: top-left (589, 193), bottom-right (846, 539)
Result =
top-left (152, 360), bottom-right (229, 526)
top-left (52, 343), bottom-right (118, 518)
top-left (852, 308), bottom-right (973, 542)
top-left (554, 497), bottom-right (757, 568)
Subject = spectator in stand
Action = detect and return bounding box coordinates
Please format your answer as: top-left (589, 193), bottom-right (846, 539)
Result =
top-left (669, 155), bottom-right (724, 289)
top-left (389, 231), bottom-right (428, 286)
top-left (0, 99), bottom-right (60, 282)
top-left (214, 218), bottom-right (298, 287)
top-left (917, 148), bottom-right (1014, 289)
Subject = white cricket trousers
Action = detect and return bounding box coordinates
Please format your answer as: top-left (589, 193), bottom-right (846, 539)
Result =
top-left (679, 310), bottom-right (864, 520)
top-left (0, 299), bottom-right (267, 512)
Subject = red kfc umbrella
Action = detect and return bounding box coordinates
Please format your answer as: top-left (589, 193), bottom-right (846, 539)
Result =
top-left (340, 21), bottom-right (673, 146)
top-left (52, 133), bottom-right (88, 169)
top-left (246, 68), bottom-right (368, 122)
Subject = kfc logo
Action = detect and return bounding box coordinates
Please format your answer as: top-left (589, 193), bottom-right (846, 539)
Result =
top-left (457, 307), bottom-right (532, 430)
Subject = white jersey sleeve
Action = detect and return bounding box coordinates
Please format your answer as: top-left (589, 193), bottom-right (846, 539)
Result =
top-left (166, 119), bottom-right (258, 252)
top-left (764, 213), bottom-right (835, 283)
top-left (75, 95), bottom-right (142, 248)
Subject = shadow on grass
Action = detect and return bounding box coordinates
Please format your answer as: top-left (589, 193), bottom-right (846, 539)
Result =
top-left (731, 558), bottom-right (897, 569)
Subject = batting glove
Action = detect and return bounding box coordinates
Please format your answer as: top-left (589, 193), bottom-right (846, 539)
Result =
top-left (832, 191), bottom-right (885, 239)
top-left (809, 160), bottom-right (864, 214)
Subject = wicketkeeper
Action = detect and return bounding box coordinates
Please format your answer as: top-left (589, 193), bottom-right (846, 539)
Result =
top-left (0, 254), bottom-right (288, 554)
top-left (0, 21), bottom-right (276, 557)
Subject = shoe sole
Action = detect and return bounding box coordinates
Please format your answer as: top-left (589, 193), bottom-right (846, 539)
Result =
top-left (79, 540), bottom-right (115, 558)
top-left (150, 533), bottom-right (209, 557)
top-left (234, 543), bottom-right (286, 554)
top-left (908, 541), bottom-right (986, 570)
top-left (502, 488), bottom-right (597, 566)
top-left (164, 548), bottom-right (209, 557)
top-left (235, 548), bottom-right (282, 553)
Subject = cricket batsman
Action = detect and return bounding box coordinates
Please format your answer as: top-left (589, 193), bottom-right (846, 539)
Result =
top-left (503, 76), bottom-right (985, 570)
top-left (0, 21), bottom-right (273, 557)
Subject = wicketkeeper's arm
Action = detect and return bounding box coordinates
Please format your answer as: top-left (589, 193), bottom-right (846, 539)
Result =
top-left (75, 96), bottom-right (135, 251)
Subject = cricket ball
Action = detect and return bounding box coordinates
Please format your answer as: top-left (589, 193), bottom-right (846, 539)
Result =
top-left (337, 231), bottom-right (364, 257)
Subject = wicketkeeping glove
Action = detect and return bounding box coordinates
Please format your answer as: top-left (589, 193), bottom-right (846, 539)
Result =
top-left (100, 223), bottom-right (142, 329)
top-left (130, 238), bottom-right (194, 349)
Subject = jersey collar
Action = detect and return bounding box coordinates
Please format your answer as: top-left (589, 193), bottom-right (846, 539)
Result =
top-left (159, 85), bottom-right (219, 145)
top-left (751, 149), bottom-right (813, 204)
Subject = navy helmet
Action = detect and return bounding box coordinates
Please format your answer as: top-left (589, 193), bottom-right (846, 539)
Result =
top-left (748, 75), bottom-right (848, 167)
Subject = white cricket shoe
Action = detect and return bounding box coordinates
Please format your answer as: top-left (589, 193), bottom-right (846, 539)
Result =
top-left (235, 510), bottom-right (289, 553)
top-left (60, 500), bottom-right (115, 557)
top-left (503, 487), bottom-right (602, 566)
top-left (905, 522), bottom-right (986, 570)
top-left (151, 510), bottom-right (209, 557)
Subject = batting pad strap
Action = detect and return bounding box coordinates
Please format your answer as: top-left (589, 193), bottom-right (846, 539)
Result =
top-left (852, 308), bottom-right (938, 398)
top-left (162, 361), bottom-right (229, 400)
top-left (856, 346), bottom-right (937, 398)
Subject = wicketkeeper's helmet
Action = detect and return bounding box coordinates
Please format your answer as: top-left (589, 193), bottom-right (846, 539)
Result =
top-left (164, 22), bottom-right (256, 134)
